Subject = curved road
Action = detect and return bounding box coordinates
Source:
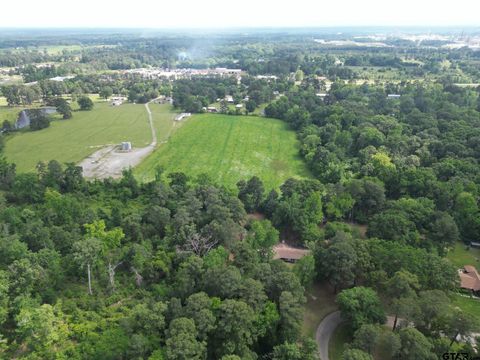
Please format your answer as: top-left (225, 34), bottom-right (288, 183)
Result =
top-left (316, 312), bottom-right (397, 360)
top-left (316, 311), bottom-right (344, 360)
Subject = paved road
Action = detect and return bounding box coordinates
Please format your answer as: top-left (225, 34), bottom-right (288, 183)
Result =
top-left (316, 312), bottom-right (397, 360)
top-left (316, 311), bottom-right (343, 360)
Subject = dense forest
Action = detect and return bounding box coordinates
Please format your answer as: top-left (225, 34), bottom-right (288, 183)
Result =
top-left (0, 29), bottom-right (480, 359)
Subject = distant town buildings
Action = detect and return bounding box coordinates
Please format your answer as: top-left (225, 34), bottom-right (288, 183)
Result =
top-left (123, 67), bottom-right (243, 81)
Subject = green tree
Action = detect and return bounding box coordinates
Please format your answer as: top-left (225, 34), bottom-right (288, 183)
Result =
top-left (427, 212), bottom-right (459, 254)
top-left (237, 176), bottom-right (265, 213)
top-left (278, 291), bottom-right (304, 343)
top-left (341, 349), bottom-right (373, 360)
top-left (54, 98), bottom-right (72, 119)
top-left (73, 237), bottom-right (102, 295)
top-left (165, 318), bottom-right (206, 360)
top-left (446, 308), bottom-right (478, 346)
top-left (78, 96), bottom-right (94, 110)
top-left (245, 100), bottom-right (257, 113)
top-left (214, 299), bottom-right (256, 358)
top-left (100, 86), bottom-right (113, 100)
top-left (28, 109), bottom-right (51, 130)
top-left (384, 271), bottom-right (419, 330)
top-left (247, 220), bottom-right (279, 260)
top-left (84, 220), bottom-right (125, 292)
top-left (453, 192), bottom-right (480, 243)
top-left (317, 239), bottom-right (357, 292)
top-left (184, 292), bottom-right (216, 341)
top-left (397, 328), bottom-right (435, 360)
top-left (294, 254), bottom-right (316, 288)
top-left (337, 287), bottom-right (386, 331)
top-left (16, 304), bottom-right (69, 356)
top-left (352, 324), bottom-right (382, 354)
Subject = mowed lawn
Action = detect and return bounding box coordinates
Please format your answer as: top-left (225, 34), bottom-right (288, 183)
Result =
top-left (447, 242), bottom-right (480, 269)
top-left (135, 114), bottom-right (310, 189)
top-left (148, 103), bottom-right (179, 143)
top-left (5, 102), bottom-right (152, 172)
top-left (451, 294), bottom-right (480, 329)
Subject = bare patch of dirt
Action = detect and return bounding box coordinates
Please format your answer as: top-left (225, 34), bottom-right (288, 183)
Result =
top-left (79, 144), bottom-right (156, 179)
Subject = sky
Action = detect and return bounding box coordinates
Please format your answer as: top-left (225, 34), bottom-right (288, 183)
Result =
top-left (1, 0), bottom-right (479, 28)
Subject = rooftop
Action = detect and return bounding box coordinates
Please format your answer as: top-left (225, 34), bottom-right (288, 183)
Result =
top-left (273, 243), bottom-right (310, 261)
top-left (459, 265), bottom-right (480, 291)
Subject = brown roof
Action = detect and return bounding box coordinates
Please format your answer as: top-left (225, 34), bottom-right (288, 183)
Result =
top-left (273, 243), bottom-right (310, 260)
top-left (459, 265), bottom-right (480, 291)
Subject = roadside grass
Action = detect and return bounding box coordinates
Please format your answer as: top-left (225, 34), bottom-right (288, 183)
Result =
top-left (4, 102), bottom-right (152, 172)
top-left (135, 113), bottom-right (310, 189)
top-left (446, 242), bottom-right (480, 269)
top-left (302, 282), bottom-right (338, 338)
top-left (329, 322), bottom-right (352, 360)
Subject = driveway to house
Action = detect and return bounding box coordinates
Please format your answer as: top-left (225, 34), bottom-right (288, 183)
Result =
top-left (316, 312), bottom-right (398, 360)
top-left (316, 311), bottom-right (343, 360)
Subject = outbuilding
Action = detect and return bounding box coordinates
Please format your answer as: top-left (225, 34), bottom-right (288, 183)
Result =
top-left (273, 243), bottom-right (310, 263)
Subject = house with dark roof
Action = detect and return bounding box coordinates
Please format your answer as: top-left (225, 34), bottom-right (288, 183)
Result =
top-left (459, 265), bottom-right (480, 295)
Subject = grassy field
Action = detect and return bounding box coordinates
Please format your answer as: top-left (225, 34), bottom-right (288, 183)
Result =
top-left (0, 105), bottom-right (23, 122)
top-left (446, 242), bottom-right (480, 269)
top-left (135, 113), bottom-right (310, 189)
top-left (302, 282), bottom-right (338, 337)
top-left (149, 103), bottom-right (179, 143)
top-left (451, 294), bottom-right (480, 329)
top-left (4, 102), bottom-right (155, 172)
top-left (329, 323), bottom-right (352, 360)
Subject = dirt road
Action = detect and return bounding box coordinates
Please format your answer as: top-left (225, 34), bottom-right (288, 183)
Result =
top-left (80, 100), bottom-right (159, 179)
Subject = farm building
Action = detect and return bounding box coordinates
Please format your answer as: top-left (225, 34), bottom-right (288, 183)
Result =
top-left (225, 95), bottom-right (234, 103)
top-left (206, 107), bottom-right (218, 113)
top-left (273, 243), bottom-right (310, 263)
top-left (175, 113), bottom-right (192, 121)
top-left (15, 107), bottom-right (57, 129)
top-left (459, 265), bottom-right (480, 295)
top-left (121, 142), bottom-right (132, 151)
top-left (235, 104), bottom-right (243, 109)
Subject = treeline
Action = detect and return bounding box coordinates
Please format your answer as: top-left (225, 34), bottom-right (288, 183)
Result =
top-left (0, 75), bottom-right (170, 106)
